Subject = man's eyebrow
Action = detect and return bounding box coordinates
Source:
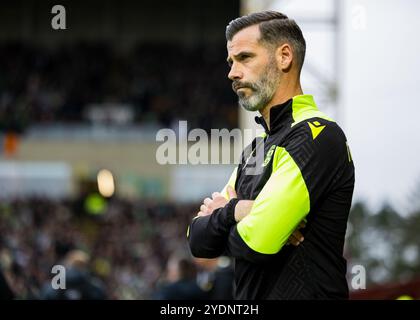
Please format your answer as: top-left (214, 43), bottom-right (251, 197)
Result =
top-left (226, 51), bottom-right (255, 65)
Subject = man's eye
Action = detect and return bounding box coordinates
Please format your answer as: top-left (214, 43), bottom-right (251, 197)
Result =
top-left (239, 55), bottom-right (251, 62)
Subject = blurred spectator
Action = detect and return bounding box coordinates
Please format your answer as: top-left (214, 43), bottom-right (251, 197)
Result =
top-left (0, 196), bottom-right (197, 299)
top-left (0, 268), bottom-right (14, 299)
top-left (0, 43), bottom-right (237, 133)
top-left (153, 253), bottom-right (208, 300)
top-left (39, 250), bottom-right (106, 300)
top-left (194, 256), bottom-right (234, 300)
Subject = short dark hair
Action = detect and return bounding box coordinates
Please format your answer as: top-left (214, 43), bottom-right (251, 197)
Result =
top-left (226, 11), bottom-right (306, 72)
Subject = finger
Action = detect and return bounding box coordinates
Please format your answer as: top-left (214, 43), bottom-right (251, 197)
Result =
top-left (227, 186), bottom-right (237, 199)
top-left (212, 192), bottom-right (222, 199)
top-left (197, 210), bottom-right (211, 217)
top-left (200, 204), bottom-right (209, 213)
top-left (289, 237), bottom-right (300, 246)
top-left (204, 198), bottom-right (212, 206)
top-left (288, 234), bottom-right (303, 246)
top-left (292, 230), bottom-right (304, 242)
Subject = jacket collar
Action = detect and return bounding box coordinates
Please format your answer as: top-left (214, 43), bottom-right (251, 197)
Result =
top-left (254, 95), bottom-right (318, 134)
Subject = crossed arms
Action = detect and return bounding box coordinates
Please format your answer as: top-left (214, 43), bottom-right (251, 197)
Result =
top-left (187, 145), bottom-right (310, 264)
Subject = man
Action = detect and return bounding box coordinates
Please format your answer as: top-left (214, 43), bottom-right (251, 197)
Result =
top-left (153, 254), bottom-right (209, 300)
top-left (194, 256), bottom-right (235, 300)
top-left (40, 250), bottom-right (106, 300)
top-left (187, 11), bottom-right (355, 299)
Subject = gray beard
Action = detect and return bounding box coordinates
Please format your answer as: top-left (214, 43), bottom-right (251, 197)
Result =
top-left (238, 89), bottom-right (274, 112)
top-left (237, 64), bottom-right (279, 112)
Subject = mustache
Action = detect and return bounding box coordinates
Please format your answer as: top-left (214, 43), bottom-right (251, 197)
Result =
top-left (232, 81), bottom-right (256, 92)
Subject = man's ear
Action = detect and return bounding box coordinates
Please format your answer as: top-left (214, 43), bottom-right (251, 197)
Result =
top-left (276, 43), bottom-right (293, 72)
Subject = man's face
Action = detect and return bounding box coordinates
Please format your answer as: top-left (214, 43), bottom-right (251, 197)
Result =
top-left (227, 25), bottom-right (280, 112)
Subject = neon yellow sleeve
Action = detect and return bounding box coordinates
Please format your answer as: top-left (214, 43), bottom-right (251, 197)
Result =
top-left (236, 147), bottom-right (310, 254)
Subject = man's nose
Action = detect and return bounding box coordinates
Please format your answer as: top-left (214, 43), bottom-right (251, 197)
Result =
top-left (228, 63), bottom-right (243, 81)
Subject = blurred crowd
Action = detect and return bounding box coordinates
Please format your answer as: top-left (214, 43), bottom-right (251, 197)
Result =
top-left (0, 43), bottom-right (238, 133)
top-left (0, 196), bottom-right (233, 300)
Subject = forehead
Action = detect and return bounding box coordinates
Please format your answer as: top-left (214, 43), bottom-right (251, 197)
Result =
top-left (227, 24), bottom-right (262, 54)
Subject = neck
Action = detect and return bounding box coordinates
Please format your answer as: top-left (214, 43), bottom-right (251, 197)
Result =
top-left (260, 77), bottom-right (303, 130)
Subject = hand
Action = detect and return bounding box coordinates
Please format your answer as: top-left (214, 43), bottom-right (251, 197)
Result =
top-left (197, 186), bottom-right (237, 217)
top-left (234, 200), bottom-right (254, 222)
top-left (286, 220), bottom-right (306, 246)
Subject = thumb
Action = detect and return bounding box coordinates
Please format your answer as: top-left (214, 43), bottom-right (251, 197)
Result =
top-left (227, 186), bottom-right (237, 199)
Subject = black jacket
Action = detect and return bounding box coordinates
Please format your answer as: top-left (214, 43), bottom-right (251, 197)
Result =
top-left (188, 95), bottom-right (355, 299)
